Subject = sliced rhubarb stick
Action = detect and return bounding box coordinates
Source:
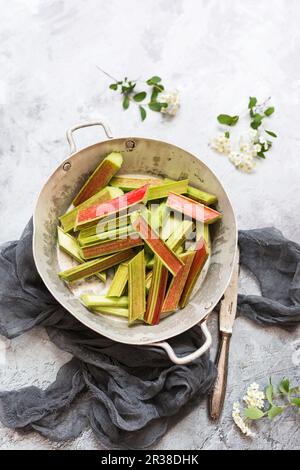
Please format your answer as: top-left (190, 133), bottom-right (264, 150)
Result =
top-left (79, 225), bottom-right (135, 247)
top-left (81, 294), bottom-right (128, 308)
top-left (58, 248), bottom-right (135, 283)
top-left (180, 238), bottom-right (209, 308)
top-left (80, 235), bottom-right (143, 259)
top-left (166, 220), bottom-right (194, 252)
top-left (145, 270), bottom-right (153, 291)
top-left (131, 211), bottom-right (183, 276)
top-left (73, 152), bottom-right (123, 206)
top-left (147, 179), bottom-right (189, 201)
top-left (128, 250), bottom-right (146, 323)
top-left (107, 263), bottom-right (128, 297)
top-left (164, 178), bottom-right (217, 206)
top-left (144, 258), bottom-right (169, 325)
top-left (110, 175), bottom-right (162, 191)
top-left (57, 227), bottom-right (106, 283)
top-left (78, 213), bottom-right (131, 240)
top-left (166, 192), bottom-right (222, 224)
top-left (60, 186), bottom-right (123, 232)
top-left (92, 307), bottom-right (129, 318)
top-left (162, 252), bottom-right (196, 313)
top-left (76, 184), bottom-right (149, 230)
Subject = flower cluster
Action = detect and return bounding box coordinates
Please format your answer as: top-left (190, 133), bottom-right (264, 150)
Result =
top-left (243, 382), bottom-right (265, 409)
top-left (232, 402), bottom-right (256, 438)
top-left (159, 90), bottom-right (180, 116)
top-left (211, 134), bottom-right (231, 154)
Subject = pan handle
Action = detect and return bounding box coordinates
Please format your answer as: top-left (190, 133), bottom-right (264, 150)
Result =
top-left (66, 120), bottom-right (113, 154)
top-left (146, 319), bottom-right (212, 365)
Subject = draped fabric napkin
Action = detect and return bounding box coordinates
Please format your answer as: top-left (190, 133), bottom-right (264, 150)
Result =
top-left (0, 221), bottom-right (299, 449)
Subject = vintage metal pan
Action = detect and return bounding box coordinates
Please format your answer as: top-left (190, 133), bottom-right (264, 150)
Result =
top-left (33, 120), bottom-right (237, 364)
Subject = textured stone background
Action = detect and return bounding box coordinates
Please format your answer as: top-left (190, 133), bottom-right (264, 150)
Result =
top-left (0, 0), bottom-right (300, 450)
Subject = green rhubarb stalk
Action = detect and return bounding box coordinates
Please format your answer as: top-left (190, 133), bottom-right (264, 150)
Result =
top-left (91, 307), bottom-right (129, 318)
top-left (162, 252), bottom-right (195, 314)
top-left (78, 225), bottom-right (135, 247)
top-left (57, 226), bottom-right (106, 283)
top-left (147, 179), bottom-right (189, 201)
top-left (180, 238), bottom-right (209, 308)
top-left (164, 178), bottom-right (217, 206)
top-left (110, 175), bottom-right (162, 191)
top-left (60, 186), bottom-right (123, 232)
top-left (107, 263), bottom-right (128, 297)
top-left (58, 248), bottom-right (135, 282)
top-left (128, 250), bottom-right (146, 323)
top-left (144, 257), bottom-right (169, 325)
top-left (78, 213), bottom-right (131, 241)
top-left (81, 294), bottom-right (128, 308)
top-left (73, 152), bottom-right (123, 206)
top-left (80, 235), bottom-right (144, 260)
top-left (166, 220), bottom-right (194, 252)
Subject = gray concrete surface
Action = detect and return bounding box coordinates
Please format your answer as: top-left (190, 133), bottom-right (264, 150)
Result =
top-left (0, 0), bottom-right (299, 450)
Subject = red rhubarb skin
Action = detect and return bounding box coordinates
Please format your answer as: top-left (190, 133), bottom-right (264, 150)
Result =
top-left (82, 236), bottom-right (143, 259)
top-left (73, 160), bottom-right (120, 206)
top-left (166, 192), bottom-right (221, 223)
top-left (144, 262), bottom-right (169, 325)
top-left (162, 252), bottom-right (195, 313)
top-left (180, 238), bottom-right (208, 307)
top-left (131, 215), bottom-right (183, 276)
top-left (77, 185), bottom-right (149, 226)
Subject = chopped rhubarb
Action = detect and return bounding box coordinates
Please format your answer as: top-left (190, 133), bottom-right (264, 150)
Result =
top-left (166, 192), bottom-right (222, 224)
top-left (164, 178), bottom-right (217, 206)
top-left (131, 211), bottom-right (184, 276)
top-left (147, 179), bottom-right (189, 201)
top-left (162, 252), bottom-right (195, 313)
top-left (76, 184), bottom-right (149, 230)
top-left (110, 175), bottom-right (162, 191)
top-left (58, 248), bottom-right (135, 282)
top-left (79, 225), bottom-right (135, 247)
top-left (92, 307), bottom-right (129, 318)
top-left (107, 263), bottom-right (128, 297)
top-left (73, 152), bottom-right (123, 206)
top-left (144, 258), bottom-right (169, 325)
top-left (78, 213), bottom-right (131, 240)
top-left (80, 235), bottom-right (143, 259)
top-left (128, 250), bottom-right (146, 323)
top-left (180, 238), bottom-right (209, 308)
top-left (81, 294), bottom-right (128, 308)
top-left (60, 186), bottom-right (123, 232)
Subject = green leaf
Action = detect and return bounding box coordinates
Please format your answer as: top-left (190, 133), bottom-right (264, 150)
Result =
top-left (148, 102), bottom-right (168, 112)
top-left (265, 130), bottom-right (277, 138)
top-left (139, 105), bottom-right (147, 121)
top-left (291, 397), bottom-right (300, 406)
top-left (265, 106), bottom-right (275, 117)
top-left (257, 151), bottom-right (266, 159)
top-left (109, 83), bottom-right (118, 90)
top-left (248, 97), bottom-right (257, 109)
top-left (147, 76), bottom-right (162, 85)
top-left (151, 87), bottom-right (159, 102)
top-left (133, 92), bottom-right (147, 102)
top-left (268, 405), bottom-right (284, 419)
top-left (225, 131), bottom-right (230, 138)
top-left (217, 114), bottom-right (239, 126)
top-left (279, 378), bottom-right (290, 395)
top-left (266, 380), bottom-right (273, 405)
top-left (250, 113), bottom-right (264, 129)
top-left (244, 407), bottom-right (265, 420)
top-left (123, 95), bottom-right (130, 110)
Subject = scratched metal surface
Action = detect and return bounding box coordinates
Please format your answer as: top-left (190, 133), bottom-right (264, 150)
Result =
top-left (0, 0), bottom-right (299, 450)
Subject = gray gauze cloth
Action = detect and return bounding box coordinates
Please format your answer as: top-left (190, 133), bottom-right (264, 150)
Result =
top-left (0, 222), bottom-right (299, 449)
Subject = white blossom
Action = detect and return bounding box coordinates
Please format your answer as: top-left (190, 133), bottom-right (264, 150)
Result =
top-left (211, 134), bottom-right (231, 154)
top-left (232, 402), bottom-right (256, 437)
top-left (229, 151), bottom-right (256, 172)
top-left (243, 383), bottom-right (265, 409)
top-left (159, 90), bottom-right (180, 116)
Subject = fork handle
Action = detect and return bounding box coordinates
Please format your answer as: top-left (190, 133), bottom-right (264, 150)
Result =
top-left (209, 332), bottom-right (231, 420)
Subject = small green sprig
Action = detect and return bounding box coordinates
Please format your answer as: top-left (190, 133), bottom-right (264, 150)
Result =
top-left (108, 75), bottom-right (168, 121)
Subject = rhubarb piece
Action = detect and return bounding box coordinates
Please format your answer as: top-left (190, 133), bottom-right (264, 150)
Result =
top-left (166, 220), bottom-right (194, 252)
top-left (164, 178), bottom-right (217, 206)
top-left (76, 184), bottom-right (149, 230)
top-left (57, 227), bottom-right (106, 282)
top-left (131, 211), bottom-right (184, 276)
top-left (144, 258), bottom-right (169, 325)
top-left (107, 263), bottom-right (128, 297)
top-left (145, 270), bottom-right (153, 291)
top-left (162, 252), bottom-right (196, 313)
top-left (110, 175), bottom-right (162, 191)
top-left (80, 235), bottom-right (143, 259)
top-left (166, 192), bottom-right (222, 224)
top-left (60, 186), bottom-right (123, 232)
top-left (81, 294), bottom-right (128, 308)
top-left (58, 248), bottom-right (135, 282)
top-left (147, 179), bottom-right (189, 201)
top-left (73, 152), bottom-right (123, 206)
top-left (92, 307), bottom-right (129, 318)
top-left (79, 225), bottom-right (135, 247)
top-left (78, 213), bottom-right (131, 240)
top-left (128, 250), bottom-right (146, 323)
top-left (203, 224), bottom-right (211, 254)
top-left (180, 238), bottom-right (209, 308)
